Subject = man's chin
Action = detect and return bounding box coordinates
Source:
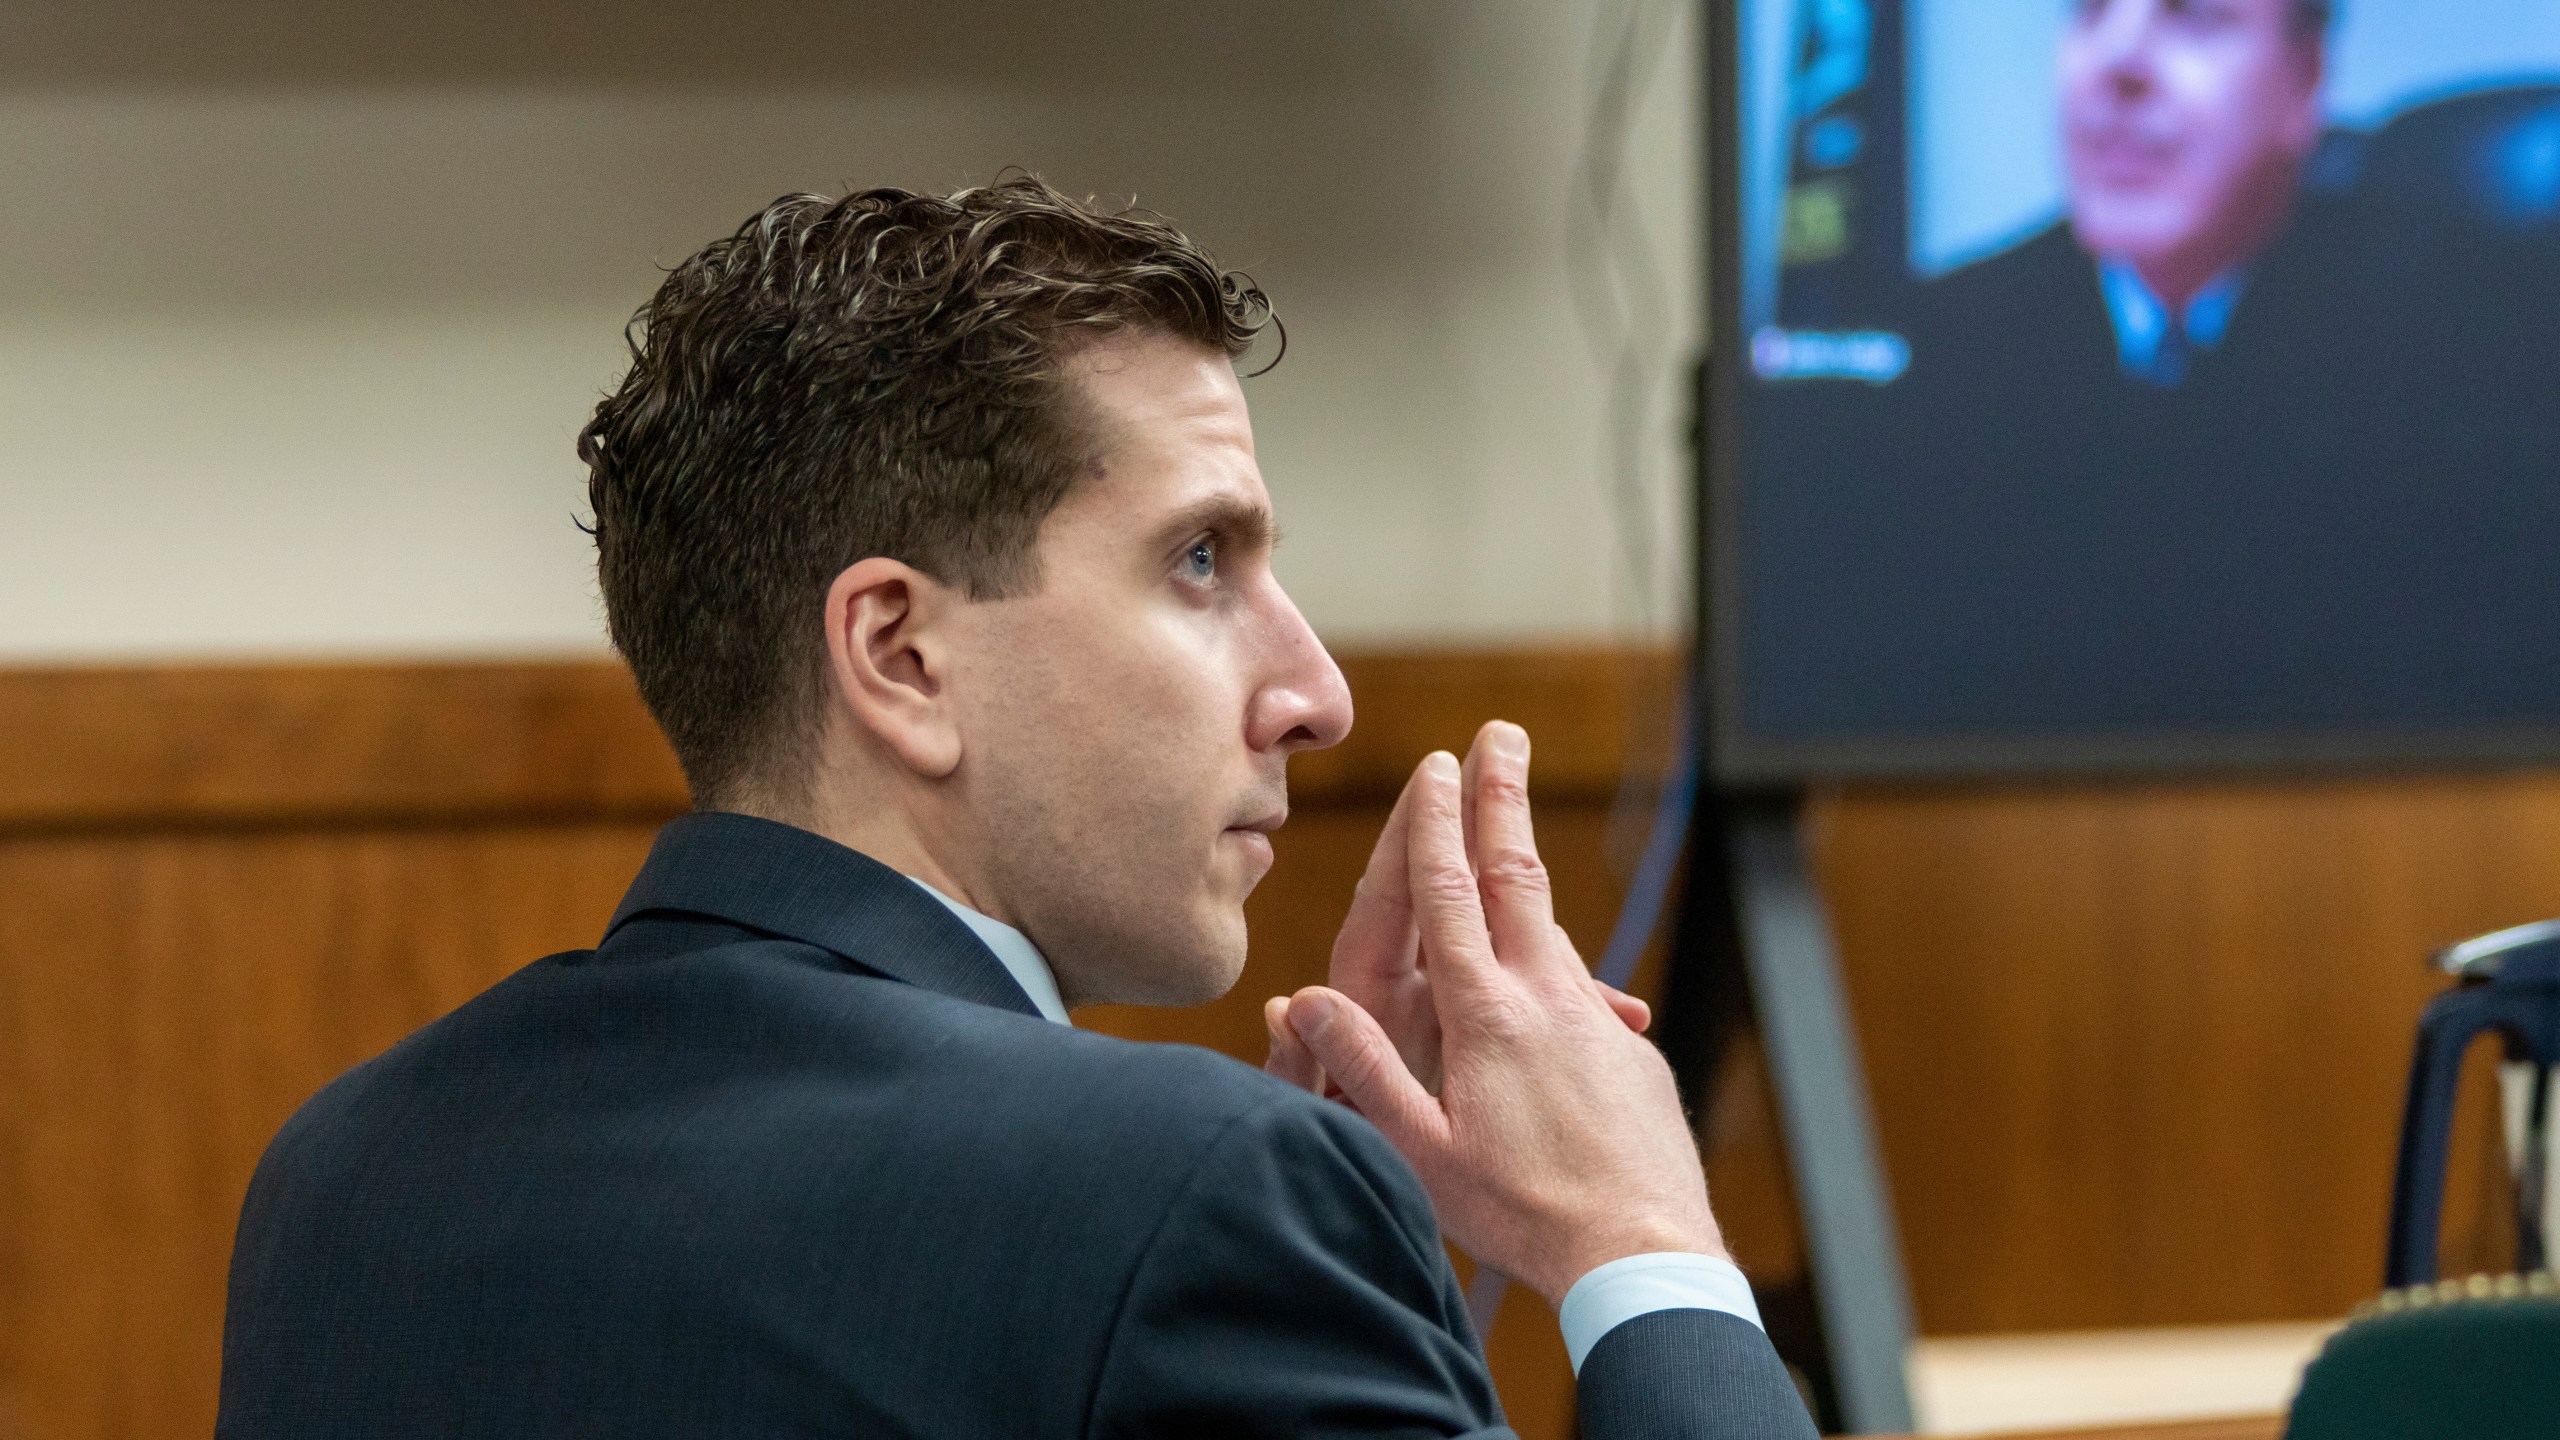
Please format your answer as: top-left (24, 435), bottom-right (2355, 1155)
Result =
top-left (1114, 954), bottom-right (1245, 1009)
top-left (2069, 203), bottom-right (2197, 266)
top-left (1171, 904), bottom-right (1251, 1004)
top-left (1062, 909), bottom-right (1248, 1008)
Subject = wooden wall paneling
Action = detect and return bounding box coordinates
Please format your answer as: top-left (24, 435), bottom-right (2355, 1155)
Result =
top-left (1816, 779), bottom-right (2543, 1335)
top-left (0, 661), bottom-right (686, 829)
top-left (0, 649), bottom-right (1676, 829)
top-left (0, 824), bottom-right (664, 1440)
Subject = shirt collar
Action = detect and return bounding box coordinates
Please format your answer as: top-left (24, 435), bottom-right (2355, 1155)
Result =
top-left (602, 812), bottom-right (1047, 1021)
top-left (2097, 260), bottom-right (2245, 382)
top-left (906, 878), bottom-right (1072, 1026)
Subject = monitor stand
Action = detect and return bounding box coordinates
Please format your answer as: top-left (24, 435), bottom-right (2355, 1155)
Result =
top-left (1663, 787), bottom-right (1918, 1433)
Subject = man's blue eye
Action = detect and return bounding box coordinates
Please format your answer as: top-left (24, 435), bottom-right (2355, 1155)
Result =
top-left (1185, 540), bottom-right (1217, 580)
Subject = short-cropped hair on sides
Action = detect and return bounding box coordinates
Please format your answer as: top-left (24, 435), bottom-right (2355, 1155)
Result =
top-left (577, 176), bottom-right (1278, 810)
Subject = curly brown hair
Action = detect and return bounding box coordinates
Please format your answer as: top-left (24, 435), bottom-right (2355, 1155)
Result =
top-left (578, 176), bottom-right (1276, 809)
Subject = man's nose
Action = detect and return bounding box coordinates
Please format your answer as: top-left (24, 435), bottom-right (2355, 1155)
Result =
top-left (1247, 587), bottom-right (1353, 757)
top-left (2090, 0), bottom-right (2162, 80)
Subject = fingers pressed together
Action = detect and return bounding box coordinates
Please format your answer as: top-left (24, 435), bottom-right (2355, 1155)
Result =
top-left (1263, 720), bottom-right (1651, 1114)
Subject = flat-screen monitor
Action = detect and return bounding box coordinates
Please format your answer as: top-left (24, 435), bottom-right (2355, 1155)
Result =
top-left (1710, 0), bottom-right (2560, 780)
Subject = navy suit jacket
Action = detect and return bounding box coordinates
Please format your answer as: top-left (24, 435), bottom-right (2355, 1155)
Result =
top-left (218, 811), bottom-right (1816, 1438)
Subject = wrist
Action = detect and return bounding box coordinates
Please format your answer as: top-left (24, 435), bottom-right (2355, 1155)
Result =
top-left (1533, 1225), bottom-right (1730, 1307)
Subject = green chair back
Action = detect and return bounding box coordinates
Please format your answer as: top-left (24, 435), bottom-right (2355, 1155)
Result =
top-left (2285, 1273), bottom-right (2560, 1440)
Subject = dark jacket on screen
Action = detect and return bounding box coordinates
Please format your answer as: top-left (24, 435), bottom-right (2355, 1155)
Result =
top-left (216, 810), bottom-right (1815, 1438)
top-left (1740, 190), bottom-right (2560, 744)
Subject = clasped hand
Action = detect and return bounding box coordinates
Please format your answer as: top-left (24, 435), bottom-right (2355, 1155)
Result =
top-left (1262, 720), bottom-right (1726, 1304)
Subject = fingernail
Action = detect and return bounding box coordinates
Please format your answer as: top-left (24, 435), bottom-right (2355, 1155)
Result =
top-left (1489, 722), bottom-right (1528, 761)
top-left (1423, 751), bottom-right (1459, 781)
top-left (1294, 992), bottom-right (1338, 1037)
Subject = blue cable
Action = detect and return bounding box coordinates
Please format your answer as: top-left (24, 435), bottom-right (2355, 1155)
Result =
top-left (1596, 668), bottom-right (1701, 992)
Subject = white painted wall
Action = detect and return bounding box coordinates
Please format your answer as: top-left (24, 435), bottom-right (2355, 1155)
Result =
top-left (0, 0), bottom-right (1700, 660)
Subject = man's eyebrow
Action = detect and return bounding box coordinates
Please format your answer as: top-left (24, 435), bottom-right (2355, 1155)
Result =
top-left (1153, 495), bottom-right (1278, 551)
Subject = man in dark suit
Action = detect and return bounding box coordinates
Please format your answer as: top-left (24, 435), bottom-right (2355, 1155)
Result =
top-left (217, 178), bottom-right (1817, 1437)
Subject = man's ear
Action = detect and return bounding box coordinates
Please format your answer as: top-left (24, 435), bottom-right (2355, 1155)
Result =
top-left (821, 557), bottom-right (963, 779)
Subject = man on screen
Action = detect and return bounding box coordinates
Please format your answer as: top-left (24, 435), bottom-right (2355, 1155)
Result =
top-left (2059, 0), bottom-right (2325, 384)
top-left (1918, 0), bottom-right (2334, 389)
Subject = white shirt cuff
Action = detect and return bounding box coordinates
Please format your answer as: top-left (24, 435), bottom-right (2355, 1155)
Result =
top-left (1556, 1252), bottom-right (1764, 1374)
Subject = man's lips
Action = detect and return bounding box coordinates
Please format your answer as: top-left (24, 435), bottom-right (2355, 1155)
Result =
top-left (1224, 810), bottom-right (1285, 863)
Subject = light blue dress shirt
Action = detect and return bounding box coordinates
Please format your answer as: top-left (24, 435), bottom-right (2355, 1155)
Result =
top-left (2098, 260), bottom-right (2244, 387)
top-left (910, 876), bottom-right (1072, 1024)
top-left (905, 875), bottom-right (1765, 1372)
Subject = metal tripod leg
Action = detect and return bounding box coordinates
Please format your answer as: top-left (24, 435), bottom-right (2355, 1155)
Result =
top-left (1727, 793), bottom-right (1917, 1434)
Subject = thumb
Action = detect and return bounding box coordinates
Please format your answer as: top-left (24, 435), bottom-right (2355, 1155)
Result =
top-left (1287, 987), bottom-right (1442, 1147)
top-left (1263, 995), bottom-right (1326, 1094)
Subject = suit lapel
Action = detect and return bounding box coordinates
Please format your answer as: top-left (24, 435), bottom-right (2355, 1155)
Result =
top-left (605, 811), bottom-right (1045, 1020)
